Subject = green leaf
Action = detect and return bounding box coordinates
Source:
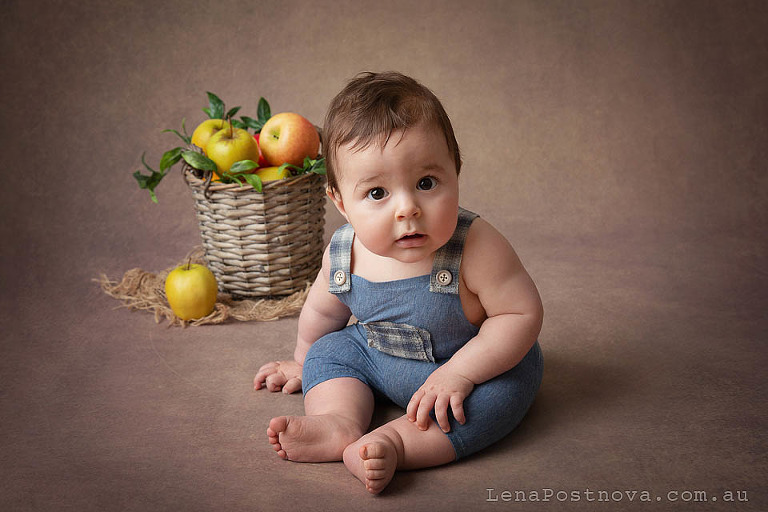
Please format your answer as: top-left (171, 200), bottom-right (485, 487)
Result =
top-left (219, 169), bottom-right (263, 192)
top-left (229, 160), bottom-right (259, 174)
top-left (205, 92), bottom-right (225, 119)
top-left (161, 128), bottom-right (189, 144)
top-left (159, 147), bottom-right (183, 172)
top-left (310, 157), bottom-right (327, 175)
top-left (140, 152), bottom-right (155, 173)
top-left (226, 106), bottom-right (242, 119)
top-left (133, 169), bottom-right (150, 188)
top-left (133, 153), bottom-right (167, 202)
top-left (230, 118), bottom-right (247, 130)
top-left (162, 118), bottom-right (192, 144)
top-left (225, 173), bottom-right (245, 186)
top-left (240, 116), bottom-right (264, 133)
top-left (257, 97), bottom-right (271, 123)
top-left (181, 150), bottom-right (218, 172)
top-left (280, 156), bottom-right (326, 176)
top-left (242, 173), bottom-right (263, 192)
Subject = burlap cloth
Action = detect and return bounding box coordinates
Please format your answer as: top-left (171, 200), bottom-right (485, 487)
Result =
top-left (96, 247), bottom-right (309, 327)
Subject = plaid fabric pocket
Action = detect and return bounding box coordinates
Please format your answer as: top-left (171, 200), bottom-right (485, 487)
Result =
top-left (362, 321), bottom-right (435, 362)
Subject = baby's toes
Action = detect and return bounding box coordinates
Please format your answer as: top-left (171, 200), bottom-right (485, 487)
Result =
top-left (266, 417), bottom-right (289, 459)
top-left (364, 467), bottom-right (389, 481)
top-left (365, 477), bottom-right (389, 495)
top-left (360, 442), bottom-right (387, 461)
top-left (266, 426), bottom-right (279, 444)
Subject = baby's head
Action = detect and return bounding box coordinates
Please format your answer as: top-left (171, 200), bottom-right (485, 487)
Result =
top-left (323, 71), bottom-right (461, 195)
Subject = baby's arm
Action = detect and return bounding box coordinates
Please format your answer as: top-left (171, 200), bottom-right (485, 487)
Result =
top-left (254, 244), bottom-right (352, 393)
top-left (407, 218), bottom-right (543, 430)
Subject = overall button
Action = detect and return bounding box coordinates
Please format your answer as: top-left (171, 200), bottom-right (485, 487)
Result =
top-left (333, 270), bottom-right (347, 286)
top-left (435, 269), bottom-right (453, 286)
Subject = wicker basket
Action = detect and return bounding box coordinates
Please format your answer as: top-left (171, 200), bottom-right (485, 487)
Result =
top-left (184, 169), bottom-right (326, 299)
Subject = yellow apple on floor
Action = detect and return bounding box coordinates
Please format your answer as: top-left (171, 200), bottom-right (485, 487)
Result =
top-left (164, 263), bottom-right (218, 321)
top-left (190, 119), bottom-right (228, 151)
top-left (259, 112), bottom-right (320, 167)
top-left (255, 166), bottom-right (291, 182)
top-left (206, 126), bottom-right (260, 175)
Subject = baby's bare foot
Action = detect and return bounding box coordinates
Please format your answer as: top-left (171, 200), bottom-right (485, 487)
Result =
top-left (267, 415), bottom-right (363, 462)
top-left (343, 434), bottom-right (400, 494)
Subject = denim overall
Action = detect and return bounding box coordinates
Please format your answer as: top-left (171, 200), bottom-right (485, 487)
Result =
top-left (302, 208), bottom-right (543, 459)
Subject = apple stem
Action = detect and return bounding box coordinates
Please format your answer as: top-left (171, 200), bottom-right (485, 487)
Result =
top-left (185, 257), bottom-right (192, 271)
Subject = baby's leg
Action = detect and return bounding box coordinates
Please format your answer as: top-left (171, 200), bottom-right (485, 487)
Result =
top-left (268, 377), bottom-right (374, 462)
top-left (342, 415), bottom-right (454, 494)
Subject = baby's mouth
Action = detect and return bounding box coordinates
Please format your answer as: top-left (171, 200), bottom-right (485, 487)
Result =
top-left (398, 233), bottom-right (424, 241)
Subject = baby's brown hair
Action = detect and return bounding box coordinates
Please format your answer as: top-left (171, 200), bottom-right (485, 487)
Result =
top-left (323, 71), bottom-right (462, 194)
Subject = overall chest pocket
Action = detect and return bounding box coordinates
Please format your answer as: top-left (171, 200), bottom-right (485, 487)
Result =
top-left (361, 321), bottom-right (436, 363)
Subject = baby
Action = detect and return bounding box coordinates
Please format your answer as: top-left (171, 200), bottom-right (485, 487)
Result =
top-left (254, 71), bottom-right (543, 494)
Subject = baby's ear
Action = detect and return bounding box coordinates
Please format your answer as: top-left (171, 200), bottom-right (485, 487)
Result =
top-left (326, 187), bottom-right (348, 221)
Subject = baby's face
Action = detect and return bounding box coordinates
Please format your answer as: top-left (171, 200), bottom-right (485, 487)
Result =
top-left (328, 122), bottom-right (460, 265)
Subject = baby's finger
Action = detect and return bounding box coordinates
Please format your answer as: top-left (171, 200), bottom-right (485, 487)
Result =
top-left (253, 366), bottom-right (278, 387)
top-left (253, 369), bottom-right (273, 389)
top-left (265, 372), bottom-right (287, 392)
top-left (416, 393), bottom-right (437, 431)
top-left (282, 377), bottom-right (303, 394)
top-left (406, 389), bottom-right (425, 422)
top-left (450, 395), bottom-right (466, 425)
top-left (434, 395), bottom-right (452, 432)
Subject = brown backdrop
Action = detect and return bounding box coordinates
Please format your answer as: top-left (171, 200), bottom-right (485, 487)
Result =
top-left (1, 1), bottom-right (766, 510)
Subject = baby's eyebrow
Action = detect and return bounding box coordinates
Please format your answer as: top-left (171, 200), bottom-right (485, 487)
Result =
top-left (420, 163), bottom-right (448, 174)
top-left (354, 174), bottom-right (384, 192)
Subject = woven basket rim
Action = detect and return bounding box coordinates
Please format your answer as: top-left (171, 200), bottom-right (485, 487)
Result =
top-left (184, 168), bottom-right (325, 193)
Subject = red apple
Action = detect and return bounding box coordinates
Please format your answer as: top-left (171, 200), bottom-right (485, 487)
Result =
top-left (259, 112), bottom-right (320, 167)
top-left (253, 133), bottom-right (268, 167)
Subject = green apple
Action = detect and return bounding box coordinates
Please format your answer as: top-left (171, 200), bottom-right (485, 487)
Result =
top-left (259, 112), bottom-right (320, 167)
top-left (164, 263), bottom-right (218, 321)
top-left (206, 125), bottom-right (260, 175)
top-left (190, 119), bottom-right (228, 151)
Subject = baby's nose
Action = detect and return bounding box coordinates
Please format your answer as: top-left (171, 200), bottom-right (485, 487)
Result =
top-left (396, 196), bottom-right (421, 220)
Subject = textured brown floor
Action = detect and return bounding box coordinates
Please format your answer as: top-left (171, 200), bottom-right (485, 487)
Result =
top-left (1, 1), bottom-right (766, 511)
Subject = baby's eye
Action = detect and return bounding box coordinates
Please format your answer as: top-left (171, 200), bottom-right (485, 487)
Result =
top-left (417, 176), bottom-right (437, 191)
top-left (366, 187), bottom-right (387, 201)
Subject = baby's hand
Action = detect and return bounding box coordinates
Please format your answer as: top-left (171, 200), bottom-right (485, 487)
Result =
top-left (406, 365), bottom-right (474, 432)
top-left (253, 360), bottom-right (303, 394)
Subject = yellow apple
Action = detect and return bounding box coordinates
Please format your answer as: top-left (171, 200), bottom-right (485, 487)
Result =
top-left (255, 166), bottom-right (291, 182)
top-left (164, 263), bottom-right (218, 321)
top-left (259, 112), bottom-right (320, 167)
top-left (205, 126), bottom-right (260, 175)
top-left (190, 119), bottom-right (228, 151)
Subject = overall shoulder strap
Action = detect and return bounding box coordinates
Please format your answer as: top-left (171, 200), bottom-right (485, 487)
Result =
top-left (328, 223), bottom-right (354, 293)
top-left (430, 207), bottom-right (479, 294)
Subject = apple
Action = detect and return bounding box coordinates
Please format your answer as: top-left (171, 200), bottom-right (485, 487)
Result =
top-left (190, 119), bottom-right (228, 151)
top-left (253, 133), bottom-right (269, 167)
top-left (259, 112), bottom-right (320, 167)
top-left (255, 166), bottom-right (291, 182)
top-left (164, 263), bottom-right (218, 321)
top-left (205, 125), bottom-right (260, 175)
